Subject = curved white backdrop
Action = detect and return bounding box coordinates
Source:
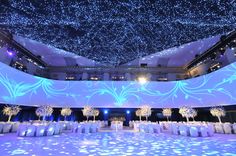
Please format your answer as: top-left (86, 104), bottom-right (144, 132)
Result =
top-left (0, 62), bottom-right (236, 108)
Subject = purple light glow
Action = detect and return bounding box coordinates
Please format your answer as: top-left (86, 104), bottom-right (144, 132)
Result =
top-left (7, 50), bottom-right (14, 56)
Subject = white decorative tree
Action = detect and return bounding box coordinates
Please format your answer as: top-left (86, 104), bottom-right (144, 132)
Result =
top-left (35, 105), bottom-right (53, 122)
top-left (179, 106), bottom-right (196, 122)
top-left (92, 109), bottom-right (99, 121)
top-left (190, 109), bottom-right (197, 121)
top-left (210, 107), bottom-right (225, 123)
top-left (140, 105), bottom-right (152, 121)
top-left (36, 110), bottom-right (41, 121)
top-left (162, 108), bottom-right (172, 121)
top-left (135, 109), bottom-right (142, 121)
top-left (61, 108), bottom-right (72, 121)
top-left (3, 106), bottom-right (21, 122)
top-left (82, 106), bottom-right (93, 121)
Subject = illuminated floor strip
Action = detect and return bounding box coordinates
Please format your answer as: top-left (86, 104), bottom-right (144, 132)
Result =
top-left (0, 132), bottom-right (236, 155)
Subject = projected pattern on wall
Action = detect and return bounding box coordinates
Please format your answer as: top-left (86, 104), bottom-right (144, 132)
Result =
top-left (0, 62), bottom-right (236, 108)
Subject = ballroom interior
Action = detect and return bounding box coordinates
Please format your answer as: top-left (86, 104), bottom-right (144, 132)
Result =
top-left (0, 1), bottom-right (236, 156)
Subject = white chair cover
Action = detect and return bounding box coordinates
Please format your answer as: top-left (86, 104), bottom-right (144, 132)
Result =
top-left (233, 124), bottom-right (236, 134)
top-left (61, 122), bottom-right (67, 130)
top-left (153, 124), bottom-right (161, 134)
top-left (26, 125), bottom-right (36, 137)
top-left (189, 126), bottom-right (199, 137)
top-left (11, 122), bottom-right (20, 132)
top-left (2, 123), bottom-right (12, 133)
top-left (46, 124), bottom-right (55, 136)
top-left (200, 126), bottom-right (208, 137)
top-left (133, 123), bottom-right (140, 132)
top-left (159, 122), bottom-right (165, 131)
top-left (104, 121), bottom-right (108, 127)
top-left (84, 124), bottom-right (90, 133)
top-left (36, 125), bottom-right (46, 137)
top-left (223, 123), bottom-right (232, 134)
top-left (67, 122), bottom-right (73, 130)
top-left (171, 124), bottom-right (179, 135)
top-left (111, 121), bottom-right (123, 131)
top-left (129, 121), bottom-right (134, 128)
top-left (90, 123), bottom-right (98, 133)
top-left (0, 123), bottom-right (3, 133)
top-left (17, 124), bottom-right (28, 137)
top-left (143, 124), bottom-right (149, 133)
top-left (147, 124), bottom-right (154, 133)
top-left (59, 123), bottom-right (64, 133)
top-left (139, 124), bottom-right (145, 133)
top-left (215, 124), bottom-right (224, 134)
top-left (118, 123), bottom-right (123, 130)
top-left (166, 123), bottom-right (172, 132)
top-left (54, 123), bottom-right (61, 135)
top-left (207, 124), bottom-right (214, 137)
top-left (71, 122), bottom-right (79, 133)
top-left (144, 124), bottom-right (149, 133)
top-left (179, 125), bottom-right (189, 136)
top-left (77, 124), bottom-right (84, 133)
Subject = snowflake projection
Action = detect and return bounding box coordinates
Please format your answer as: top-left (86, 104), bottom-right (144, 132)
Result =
top-left (0, 1), bottom-right (235, 65)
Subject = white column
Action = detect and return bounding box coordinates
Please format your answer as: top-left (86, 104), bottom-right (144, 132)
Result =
top-left (103, 73), bottom-right (110, 80)
top-left (125, 73), bottom-right (131, 80)
top-left (82, 72), bottom-right (89, 80)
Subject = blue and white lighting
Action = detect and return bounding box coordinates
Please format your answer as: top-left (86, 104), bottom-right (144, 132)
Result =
top-left (0, 61), bottom-right (236, 108)
top-left (0, 1), bottom-right (235, 65)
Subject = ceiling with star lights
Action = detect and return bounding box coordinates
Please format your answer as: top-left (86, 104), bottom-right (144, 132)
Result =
top-left (0, 0), bottom-right (235, 65)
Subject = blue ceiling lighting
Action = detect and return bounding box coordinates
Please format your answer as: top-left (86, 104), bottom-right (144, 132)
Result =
top-left (0, 1), bottom-right (235, 65)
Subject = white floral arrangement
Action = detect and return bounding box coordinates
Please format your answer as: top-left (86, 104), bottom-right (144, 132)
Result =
top-left (135, 109), bottom-right (141, 116)
top-left (82, 105), bottom-right (93, 116)
top-left (179, 106), bottom-right (188, 117)
top-left (61, 107), bottom-right (72, 121)
top-left (162, 108), bottom-right (172, 121)
top-left (140, 105), bottom-right (152, 120)
top-left (135, 109), bottom-right (142, 121)
top-left (210, 107), bottom-right (225, 117)
top-left (92, 109), bottom-right (99, 121)
top-left (82, 105), bottom-right (94, 121)
top-left (35, 105), bottom-right (53, 121)
top-left (92, 109), bottom-right (99, 117)
top-left (3, 105), bottom-right (21, 122)
top-left (61, 107), bottom-right (72, 117)
top-left (140, 105), bottom-right (152, 116)
top-left (162, 108), bottom-right (172, 117)
top-left (210, 106), bottom-right (225, 123)
top-left (190, 109), bottom-right (197, 118)
top-left (179, 106), bottom-right (197, 122)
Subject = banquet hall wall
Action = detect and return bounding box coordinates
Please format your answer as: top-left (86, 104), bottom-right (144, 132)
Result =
top-left (0, 104), bottom-right (235, 125)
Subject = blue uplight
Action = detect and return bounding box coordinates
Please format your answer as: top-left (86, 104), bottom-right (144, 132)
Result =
top-left (126, 110), bottom-right (130, 114)
top-left (104, 110), bottom-right (108, 114)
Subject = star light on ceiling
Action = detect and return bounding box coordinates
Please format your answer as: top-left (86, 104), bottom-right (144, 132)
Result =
top-left (0, 1), bottom-right (235, 65)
